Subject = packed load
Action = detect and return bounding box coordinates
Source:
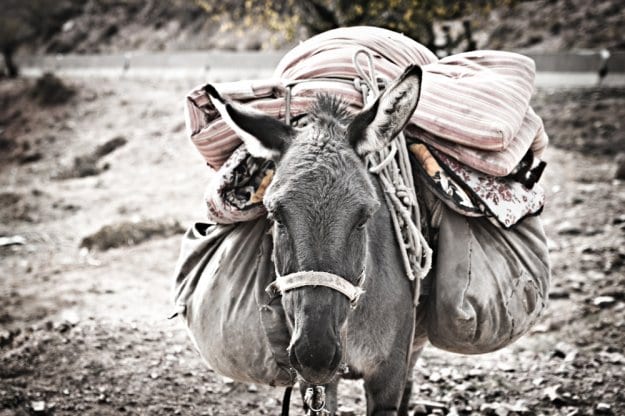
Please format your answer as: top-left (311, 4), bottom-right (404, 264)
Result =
top-left (185, 26), bottom-right (547, 227)
top-left (172, 27), bottom-right (551, 386)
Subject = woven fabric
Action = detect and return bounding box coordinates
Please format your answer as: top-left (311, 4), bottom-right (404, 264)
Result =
top-left (431, 148), bottom-right (545, 228)
top-left (185, 26), bottom-right (548, 176)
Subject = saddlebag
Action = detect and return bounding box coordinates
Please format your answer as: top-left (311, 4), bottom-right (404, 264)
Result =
top-left (423, 202), bottom-right (551, 354)
top-left (171, 218), bottom-right (293, 386)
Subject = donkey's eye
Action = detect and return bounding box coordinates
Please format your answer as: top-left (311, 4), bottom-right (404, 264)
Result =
top-left (355, 207), bottom-right (374, 230)
top-left (268, 211), bottom-right (285, 228)
top-left (356, 216), bottom-right (368, 229)
top-left (290, 113), bottom-right (310, 129)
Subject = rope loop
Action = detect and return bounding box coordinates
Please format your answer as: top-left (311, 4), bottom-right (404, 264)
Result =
top-left (351, 49), bottom-right (433, 303)
top-left (353, 49), bottom-right (380, 95)
top-left (304, 386), bottom-right (330, 415)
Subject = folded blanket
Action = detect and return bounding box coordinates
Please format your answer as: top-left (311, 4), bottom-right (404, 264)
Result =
top-left (183, 26), bottom-right (548, 225)
top-left (185, 26), bottom-right (548, 177)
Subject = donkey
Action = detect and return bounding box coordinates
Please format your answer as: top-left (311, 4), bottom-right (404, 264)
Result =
top-left (206, 65), bottom-right (427, 416)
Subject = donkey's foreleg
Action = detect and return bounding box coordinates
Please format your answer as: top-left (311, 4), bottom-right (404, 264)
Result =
top-left (365, 311), bottom-right (427, 416)
top-left (363, 358), bottom-right (409, 416)
top-left (398, 343), bottom-right (426, 416)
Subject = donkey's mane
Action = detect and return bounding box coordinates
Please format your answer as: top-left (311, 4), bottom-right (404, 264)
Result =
top-left (271, 94), bottom-right (372, 207)
top-left (310, 94), bottom-right (353, 126)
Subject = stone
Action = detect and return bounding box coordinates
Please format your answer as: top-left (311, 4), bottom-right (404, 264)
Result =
top-left (31, 401), bottom-right (46, 412)
top-left (549, 287), bottom-right (570, 299)
top-left (595, 402), bottom-right (612, 414)
top-left (556, 221), bottom-right (583, 236)
top-left (337, 406), bottom-right (356, 416)
top-left (615, 153), bottom-right (625, 180)
top-left (413, 399), bottom-right (447, 412)
top-left (497, 362), bottom-right (515, 372)
top-left (592, 296), bottom-right (616, 308)
top-left (467, 367), bottom-right (485, 378)
top-left (412, 403), bottom-right (428, 415)
top-left (598, 351), bottom-right (625, 364)
top-left (428, 371), bottom-right (442, 382)
top-left (543, 385), bottom-right (566, 405)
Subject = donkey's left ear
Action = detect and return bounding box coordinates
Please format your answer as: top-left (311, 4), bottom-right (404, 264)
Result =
top-left (204, 84), bottom-right (294, 160)
top-left (347, 65), bottom-right (422, 156)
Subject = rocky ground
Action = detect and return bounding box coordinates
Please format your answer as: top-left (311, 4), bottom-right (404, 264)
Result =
top-left (0, 76), bottom-right (624, 416)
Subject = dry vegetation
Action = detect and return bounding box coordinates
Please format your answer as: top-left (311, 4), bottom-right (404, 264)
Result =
top-left (6, 0), bottom-right (624, 61)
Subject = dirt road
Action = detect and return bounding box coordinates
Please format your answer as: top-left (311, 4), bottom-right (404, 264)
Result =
top-left (1, 77), bottom-right (623, 415)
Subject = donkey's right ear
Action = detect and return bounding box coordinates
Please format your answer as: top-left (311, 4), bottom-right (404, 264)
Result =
top-left (204, 84), bottom-right (294, 160)
top-left (347, 65), bottom-right (422, 156)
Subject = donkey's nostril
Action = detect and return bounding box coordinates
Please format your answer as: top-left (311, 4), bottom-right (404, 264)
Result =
top-left (329, 342), bottom-right (342, 369)
top-left (288, 346), bottom-right (302, 372)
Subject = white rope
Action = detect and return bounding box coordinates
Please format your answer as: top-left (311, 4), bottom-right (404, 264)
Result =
top-left (266, 271), bottom-right (365, 308)
top-left (352, 49), bottom-right (433, 304)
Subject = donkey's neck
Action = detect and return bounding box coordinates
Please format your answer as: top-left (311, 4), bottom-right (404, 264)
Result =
top-left (363, 174), bottom-right (412, 302)
top-left (343, 173), bottom-right (415, 375)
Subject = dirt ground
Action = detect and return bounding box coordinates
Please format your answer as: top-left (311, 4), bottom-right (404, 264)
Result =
top-left (0, 76), bottom-right (624, 416)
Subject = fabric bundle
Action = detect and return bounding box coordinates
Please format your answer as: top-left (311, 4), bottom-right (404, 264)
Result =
top-left (184, 26), bottom-right (548, 225)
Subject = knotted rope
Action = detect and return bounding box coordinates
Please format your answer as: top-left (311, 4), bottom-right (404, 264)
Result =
top-left (353, 49), bottom-right (433, 304)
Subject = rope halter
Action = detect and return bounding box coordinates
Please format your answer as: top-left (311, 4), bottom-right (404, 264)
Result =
top-left (265, 269), bottom-right (366, 308)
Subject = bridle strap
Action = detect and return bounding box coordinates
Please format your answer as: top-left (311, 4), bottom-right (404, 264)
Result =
top-left (266, 271), bottom-right (365, 307)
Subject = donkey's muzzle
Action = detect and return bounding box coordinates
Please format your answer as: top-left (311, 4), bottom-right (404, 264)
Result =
top-left (289, 337), bottom-right (342, 384)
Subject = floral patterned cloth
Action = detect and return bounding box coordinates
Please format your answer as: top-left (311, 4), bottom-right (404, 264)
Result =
top-left (425, 146), bottom-right (544, 228)
top-left (409, 143), bottom-right (483, 217)
top-left (203, 146), bottom-right (273, 224)
top-left (205, 141), bottom-right (544, 228)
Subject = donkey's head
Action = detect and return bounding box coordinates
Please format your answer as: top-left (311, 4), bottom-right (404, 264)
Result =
top-left (206, 66), bottom-right (422, 384)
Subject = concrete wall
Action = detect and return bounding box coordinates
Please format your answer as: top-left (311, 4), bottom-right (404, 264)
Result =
top-left (16, 50), bottom-right (624, 73)
top-left (526, 51), bottom-right (624, 72)
top-left (18, 51), bottom-right (286, 73)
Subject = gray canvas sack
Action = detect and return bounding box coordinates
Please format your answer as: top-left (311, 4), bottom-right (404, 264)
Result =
top-left (171, 219), bottom-right (294, 386)
top-left (172, 202), bottom-right (550, 382)
top-left (424, 204), bottom-right (551, 354)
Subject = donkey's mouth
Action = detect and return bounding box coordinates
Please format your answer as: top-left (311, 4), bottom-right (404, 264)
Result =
top-left (289, 341), bottom-right (342, 384)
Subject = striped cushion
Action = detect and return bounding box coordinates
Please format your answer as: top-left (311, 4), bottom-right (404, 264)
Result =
top-left (185, 26), bottom-right (548, 176)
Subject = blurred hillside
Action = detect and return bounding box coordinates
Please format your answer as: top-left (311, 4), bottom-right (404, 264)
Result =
top-left (18, 0), bottom-right (294, 54)
top-left (17, 0), bottom-right (625, 55)
top-left (486, 0), bottom-right (625, 52)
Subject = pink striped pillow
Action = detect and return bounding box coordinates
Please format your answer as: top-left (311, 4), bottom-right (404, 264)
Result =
top-left (184, 27), bottom-right (548, 177)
